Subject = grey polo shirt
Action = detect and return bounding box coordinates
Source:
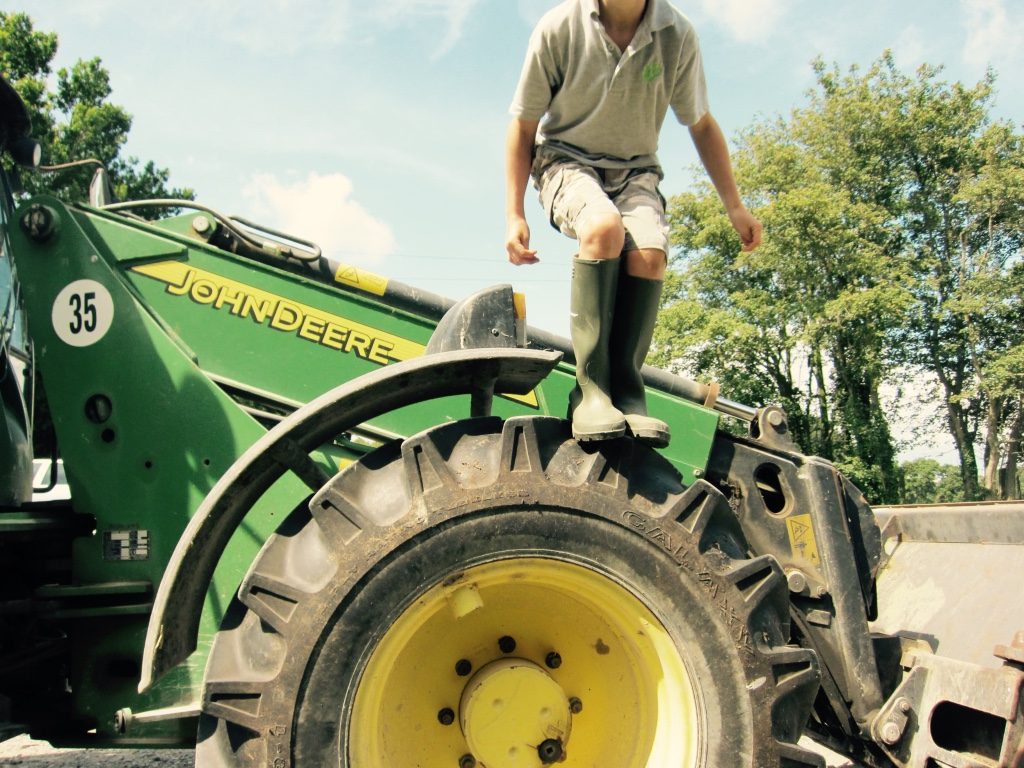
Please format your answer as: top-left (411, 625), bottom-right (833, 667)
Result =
top-left (510, 0), bottom-right (709, 171)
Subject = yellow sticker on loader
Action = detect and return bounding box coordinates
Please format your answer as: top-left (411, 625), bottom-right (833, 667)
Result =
top-left (334, 264), bottom-right (389, 296)
top-left (785, 513), bottom-right (821, 567)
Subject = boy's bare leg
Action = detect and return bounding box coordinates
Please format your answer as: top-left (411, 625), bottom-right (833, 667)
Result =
top-left (577, 212), bottom-right (625, 261)
top-left (625, 247), bottom-right (667, 279)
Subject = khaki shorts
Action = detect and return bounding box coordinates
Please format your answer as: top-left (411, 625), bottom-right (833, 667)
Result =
top-left (534, 157), bottom-right (669, 254)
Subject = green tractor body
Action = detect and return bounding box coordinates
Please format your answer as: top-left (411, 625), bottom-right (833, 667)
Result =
top-left (1, 78), bottom-right (1021, 767)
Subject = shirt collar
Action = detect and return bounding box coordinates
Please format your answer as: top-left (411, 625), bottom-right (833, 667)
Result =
top-left (585, 1), bottom-right (675, 43)
top-left (646, 0), bottom-right (676, 31)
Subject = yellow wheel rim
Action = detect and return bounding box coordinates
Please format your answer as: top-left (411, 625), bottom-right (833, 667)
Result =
top-left (349, 557), bottom-right (702, 766)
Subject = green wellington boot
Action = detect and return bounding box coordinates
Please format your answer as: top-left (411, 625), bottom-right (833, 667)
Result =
top-left (568, 257), bottom-right (627, 441)
top-left (609, 273), bottom-right (671, 448)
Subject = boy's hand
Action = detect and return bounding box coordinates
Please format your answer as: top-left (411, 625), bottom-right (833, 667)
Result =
top-left (728, 205), bottom-right (762, 252)
top-left (506, 216), bottom-right (539, 264)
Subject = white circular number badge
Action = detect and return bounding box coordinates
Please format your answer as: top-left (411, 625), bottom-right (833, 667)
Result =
top-left (52, 279), bottom-right (114, 347)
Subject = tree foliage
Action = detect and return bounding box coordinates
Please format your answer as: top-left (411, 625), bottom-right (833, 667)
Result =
top-left (0, 11), bottom-right (192, 208)
top-left (660, 53), bottom-right (1024, 502)
top-left (899, 459), bottom-right (965, 504)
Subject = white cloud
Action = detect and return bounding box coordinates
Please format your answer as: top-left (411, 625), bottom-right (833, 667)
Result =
top-left (692, 0), bottom-right (793, 43)
top-left (366, 0), bottom-right (483, 59)
top-left (40, 0), bottom-right (355, 52)
top-left (518, 0), bottom-right (558, 26)
top-left (961, 0), bottom-right (1024, 70)
top-left (892, 25), bottom-right (928, 71)
top-left (241, 172), bottom-right (395, 264)
top-left (33, 0), bottom-right (479, 58)
top-left (209, 0), bottom-right (481, 57)
top-left (219, 1), bottom-right (355, 53)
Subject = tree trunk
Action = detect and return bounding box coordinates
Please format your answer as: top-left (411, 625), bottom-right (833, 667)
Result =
top-left (945, 398), bottom-right (980, 500)
top-left (831, 336), bottom-right (899, 502)
top-left (1000, 401), bottom-right (1023, 500)
top-left (812, 346), bottom-right (833, 458)
top-left (983, 397), bottom-right (1003, 497)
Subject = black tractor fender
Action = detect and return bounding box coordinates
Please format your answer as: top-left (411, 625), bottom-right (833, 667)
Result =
top-left (139, 346), bottom-right (563, 691)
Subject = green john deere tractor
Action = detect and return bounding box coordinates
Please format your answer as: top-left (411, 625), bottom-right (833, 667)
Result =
top-left (1, 76), bottom-right (1022, 768)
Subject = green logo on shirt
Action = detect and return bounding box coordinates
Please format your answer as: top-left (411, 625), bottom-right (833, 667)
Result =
top-left (642, 61), bottom-right (663, 83)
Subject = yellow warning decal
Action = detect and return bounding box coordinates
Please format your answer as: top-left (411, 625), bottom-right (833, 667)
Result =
top-left (334, 264), bottom-right (389, 296)
top-left (133, 261), bottom-right (422, 365)
top-left (131, 261), bottom-right (538, 407)
top-left (785, 513), bottom-right (821, 567)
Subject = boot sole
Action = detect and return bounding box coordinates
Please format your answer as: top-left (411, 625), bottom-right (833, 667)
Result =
top-left (626, 426), bottom-right (670, 449)
top-left (572, 424), bottom-right (627, 441)
top-left (624, 416), bottom-right (671, 449)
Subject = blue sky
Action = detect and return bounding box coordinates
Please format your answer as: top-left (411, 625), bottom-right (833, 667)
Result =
top-left (12, 0), bottom-right (1024, 461)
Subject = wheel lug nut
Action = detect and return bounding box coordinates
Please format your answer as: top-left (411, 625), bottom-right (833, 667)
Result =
top-left (569, 696), bottom-right (583, 714)
top-left (455, 659), bottom-right (473, 676)
top-left (498, 635), bottom-right (517, 654)
top-left (545, 651), bottom-right (562, 669)
top-left (459, 755), bottom-right (476, 768)
top-left (538, 738), bottom-right (564, 764)
top-left (437, 707), bottom-right (455, 726)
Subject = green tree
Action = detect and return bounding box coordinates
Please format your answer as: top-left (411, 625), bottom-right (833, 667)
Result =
top-left (0, 11), bottom-right (192, 209)
top-left (949, 136), bottom-right (1024, 499)
top-left (899, 459), bottom-right (966, 504)
top-left (660, 105), bottom-right (909, 503)
top-left (661, 53), bottom-right (1024, 502)
top-left (807, 56), bottom-right (1024, 500)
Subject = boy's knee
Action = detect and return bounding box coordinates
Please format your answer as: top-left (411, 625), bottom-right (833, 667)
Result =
top-left (625, 248), bottom-right (667, 279)
top-left (578, 213), bottom-right (625, 258)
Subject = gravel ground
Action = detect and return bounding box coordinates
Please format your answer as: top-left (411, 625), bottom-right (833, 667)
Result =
top-left (0, 733), bottom-right (858, 767)
top-left (0, 735), bottom-right (193, 767)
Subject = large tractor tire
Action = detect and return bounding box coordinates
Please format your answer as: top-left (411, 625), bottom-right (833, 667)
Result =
top-left (197, 416), bottom-right (823, 767)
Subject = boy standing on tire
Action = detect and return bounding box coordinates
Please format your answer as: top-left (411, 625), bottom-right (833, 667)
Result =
top-left (505, 0), bottom-right (760, 448)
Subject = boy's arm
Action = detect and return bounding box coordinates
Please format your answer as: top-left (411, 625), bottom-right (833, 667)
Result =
top-left (688, 112), bottom-right (762, 252)
top-left (506, 118), bottom-right (540, 264)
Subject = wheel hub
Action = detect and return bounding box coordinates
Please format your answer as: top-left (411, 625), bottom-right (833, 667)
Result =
top-left (348, 557), bottom-right (700, 766)
top-left (459, 658), bottom-right (571, 767)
